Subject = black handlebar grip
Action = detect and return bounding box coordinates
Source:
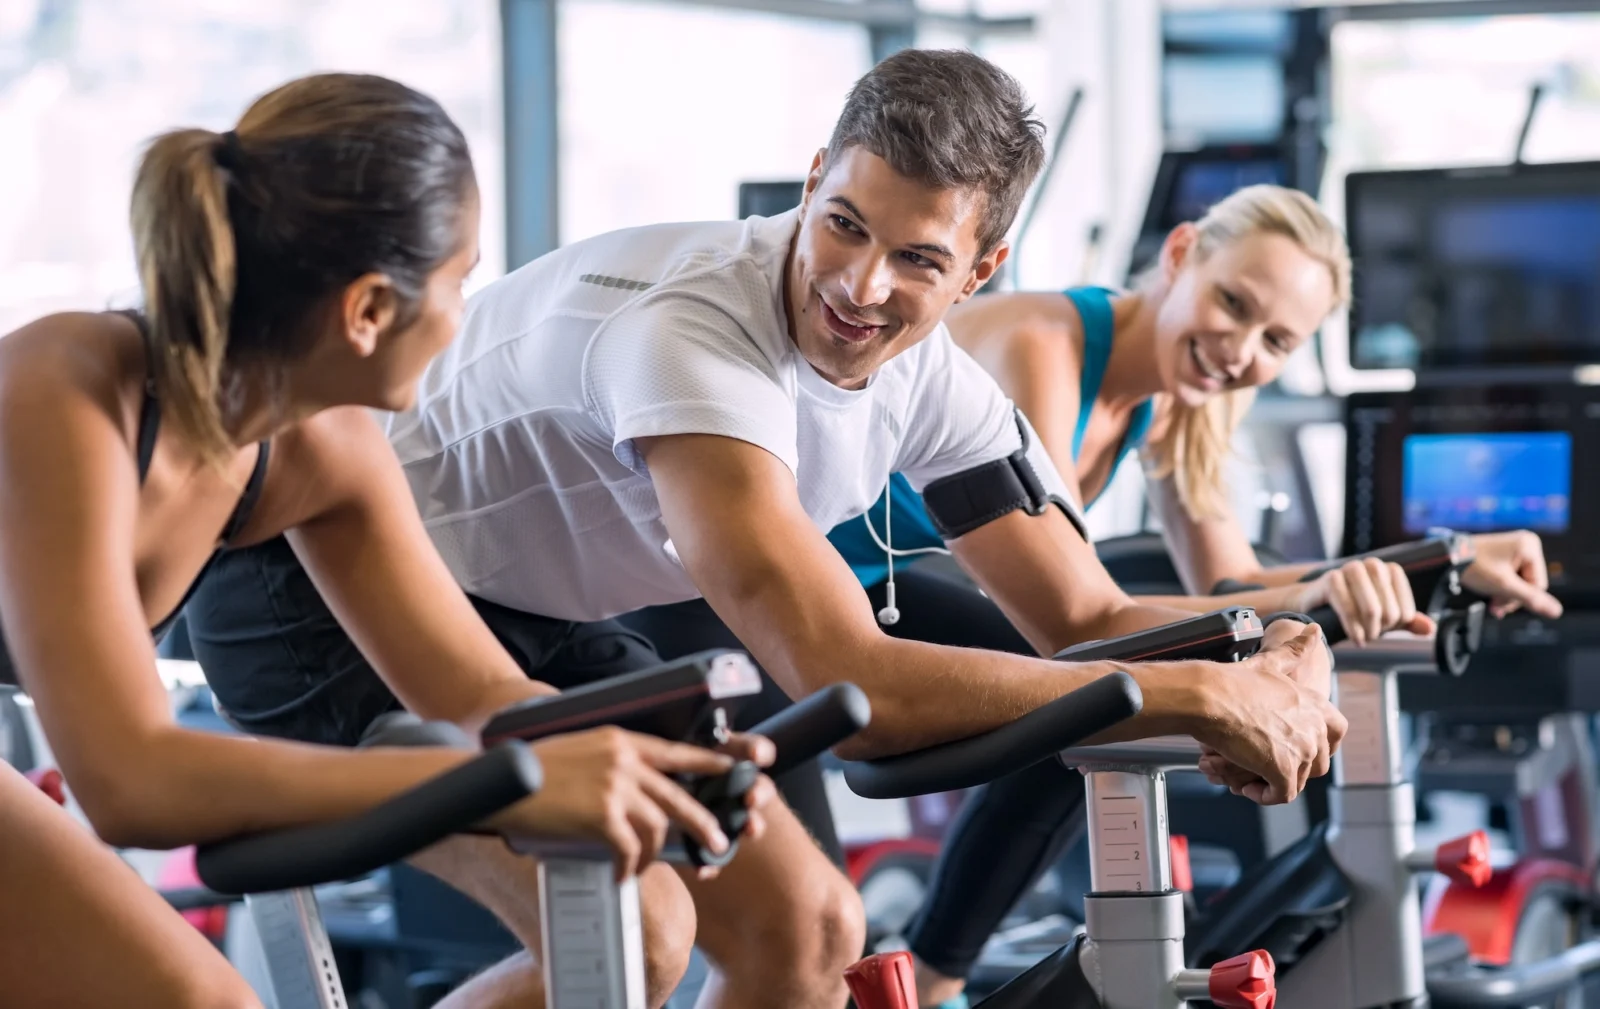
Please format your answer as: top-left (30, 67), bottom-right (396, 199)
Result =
top-left (1260, 607), bottom-right (1345, 647)
top-left (679, 685), bottom-right (869, 868)
top-left (843, 672), bottom-right (1143, 800)
top-left (683, 761), bottom-right (761, 869)
top-left (197, 743), bottom-right (542, 896)
top-left (749, 683), bottom-right (872, 778)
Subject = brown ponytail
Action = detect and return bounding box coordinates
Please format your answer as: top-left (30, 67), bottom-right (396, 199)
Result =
top-left (125, 73), bottom-right (475, 468)
top-left (130, 129), bottom-right (239, 465)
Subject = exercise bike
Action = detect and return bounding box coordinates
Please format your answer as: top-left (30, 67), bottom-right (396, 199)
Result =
top-left (844, 605), bottom-right (1283, 1009)
top-left (848, 535), bottom-right (1600, 1008)
top-left (186, 650), bottom-right (872, 1009)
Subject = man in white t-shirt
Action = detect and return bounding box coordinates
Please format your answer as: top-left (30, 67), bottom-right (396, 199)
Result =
top-left (185, 50), bottom-right (1345, 1009)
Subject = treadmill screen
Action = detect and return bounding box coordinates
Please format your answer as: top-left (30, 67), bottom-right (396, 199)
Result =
top-left (1346, 162), bottom-right (1600, 370)
top-left (1344, 384), bottom-right (1600, 604)
top-left (1402, 432), bottom-right (1571, 535)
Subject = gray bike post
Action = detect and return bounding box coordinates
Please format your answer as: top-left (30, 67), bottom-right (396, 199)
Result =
top-left (1278, 644), bottom-right (1429, 1008)
top-left (1064, 739), bottom-right (1255, 1009)
top-left (244, 889), bottom-right (349, 1009)
top-left (1277, 636), bottom-right (1494, 1009)
top-left (533, 850), bottom-right (649, 1009)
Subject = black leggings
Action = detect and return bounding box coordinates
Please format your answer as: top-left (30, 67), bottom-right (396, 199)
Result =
top-left (864, 567), bottom-right (1086, 979)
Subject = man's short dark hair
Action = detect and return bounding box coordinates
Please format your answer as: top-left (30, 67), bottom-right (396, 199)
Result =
top-left (824, 48), bottom-right (1046, 258)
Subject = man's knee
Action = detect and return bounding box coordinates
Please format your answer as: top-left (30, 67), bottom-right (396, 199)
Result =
top-left (741, 864), bottom-right (866, 979)
top-left (639, 864), bottom-right (697, 1007)
top-left (806, 869), bottom-right (868, 972)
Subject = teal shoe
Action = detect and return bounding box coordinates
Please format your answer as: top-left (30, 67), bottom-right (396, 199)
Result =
top-left (934, 996), bottom-right (971, 1009)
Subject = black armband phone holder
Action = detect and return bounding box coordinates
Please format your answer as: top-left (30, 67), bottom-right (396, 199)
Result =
top-left (921, 409), bottom-right (1087, 541)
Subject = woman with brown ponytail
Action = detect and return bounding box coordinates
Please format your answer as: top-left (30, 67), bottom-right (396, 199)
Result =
top-left (0, 73), bottom-right (771, 1009)
top-left (827, 184), bottom-right (1565, 1009)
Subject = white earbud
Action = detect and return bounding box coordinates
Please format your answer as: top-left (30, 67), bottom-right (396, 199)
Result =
top-left (862, 477), bottom-right (950, 630)
top-left (877, 580), bottom-right (900, 626)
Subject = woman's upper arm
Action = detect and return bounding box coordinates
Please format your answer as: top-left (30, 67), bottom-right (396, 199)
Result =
top-left (0, 338), bottom-right (174, 812)
top-left (280, 409), bottom-right (537, 725)
top-left (986, 316), bottom-right (1088, 505)
top-left (1147, 466), bottom-right (1264, 594)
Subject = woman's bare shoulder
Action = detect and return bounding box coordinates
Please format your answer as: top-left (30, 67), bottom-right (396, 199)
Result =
top-left (947, 291), bottom-right (1084, 378)
top-left (949, 291), bottom-right (1081, 346)
top-left (0, 312), bottom-right (144, 426)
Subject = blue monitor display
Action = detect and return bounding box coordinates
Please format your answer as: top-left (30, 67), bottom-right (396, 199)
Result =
top-left (1402, 432), bottom-right (1571, 534)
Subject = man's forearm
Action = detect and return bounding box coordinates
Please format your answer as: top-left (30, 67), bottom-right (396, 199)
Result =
top-left (776, 634), bottom-right (1214, 760)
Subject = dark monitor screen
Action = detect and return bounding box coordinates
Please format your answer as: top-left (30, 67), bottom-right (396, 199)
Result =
top-left (1344, 383), bottom-right (1600, 605)
top-left (1159, 156), bottom-right (1288, 232)
top-left (1130, 147), bottom-right (1290, 279)
top-left (1346, 161), bottom-right (1600, 371)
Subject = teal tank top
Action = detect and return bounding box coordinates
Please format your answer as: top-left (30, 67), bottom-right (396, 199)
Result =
top-left (827, 286), bottom-right (1156, 588)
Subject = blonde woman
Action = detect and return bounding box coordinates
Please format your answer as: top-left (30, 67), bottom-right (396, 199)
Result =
top-left (826, 184), bottom-right (1562, 1008)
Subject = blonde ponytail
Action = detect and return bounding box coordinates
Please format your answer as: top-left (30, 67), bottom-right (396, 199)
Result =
top-left (129, 129), bottom-right (238, 466)
top-left (1142, 184), bottom-right (1350, 521)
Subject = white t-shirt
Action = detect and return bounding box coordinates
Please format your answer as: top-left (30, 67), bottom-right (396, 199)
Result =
top-left (384, 208), bottom-right (1066, 622)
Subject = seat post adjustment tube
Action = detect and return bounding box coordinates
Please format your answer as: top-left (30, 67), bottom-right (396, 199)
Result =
top-left (1085, 768), bottom-right (1172, 894)
top-left (538, 858), bottom-right (647, 1009)
top-left (1080, 767), bottom-right (1191, 1008)
top-left (1282, 665), bottom-right (1425, 1007)
top-left (1332, 670), bottom-right (1404, 789)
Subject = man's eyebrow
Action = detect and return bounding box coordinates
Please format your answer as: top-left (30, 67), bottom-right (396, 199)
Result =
top-left (825, 196), bottom-right (954, 261)
top-left (909, 241), bottom-right (955, 262)
top-left (826, 196), bottom-right (867, 222)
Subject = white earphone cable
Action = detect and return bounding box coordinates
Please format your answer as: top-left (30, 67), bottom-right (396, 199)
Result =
top-left (868, 482), bottom-right (948, 626)
top-left (861, 488), bottom-right (951, 560)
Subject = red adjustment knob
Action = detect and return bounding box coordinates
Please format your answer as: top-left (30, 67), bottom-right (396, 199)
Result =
top-left (1170, 834), bottom-right (1194, 893)
top-left (24, 768), bottom-right (65, 807)
top-left (1209, 950), bottom-right (1276, 1009)
top-left (1436, 830), bottom-right (1492, 888)
top-left (844, 952), bottom-right (918, 1009)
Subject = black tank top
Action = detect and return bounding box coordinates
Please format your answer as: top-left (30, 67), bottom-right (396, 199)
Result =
top-left (0, 312), bottom-right (271, 686)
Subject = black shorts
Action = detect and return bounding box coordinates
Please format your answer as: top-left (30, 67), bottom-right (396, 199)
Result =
top-left (180, 535), bottom-right (841, 863)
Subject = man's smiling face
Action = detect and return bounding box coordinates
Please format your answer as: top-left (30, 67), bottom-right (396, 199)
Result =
top-left (786, 146), bottom-right (1004, 389)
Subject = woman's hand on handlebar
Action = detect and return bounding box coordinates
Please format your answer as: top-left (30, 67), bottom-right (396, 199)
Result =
top-left (1463, 530), bottom-right (1564, 620)
top-left (496, 727), bottom-right (773, 881)
top-left (1191, 623), bottom-right (1347, 805)
top-left (1296, 558), bottom-right (1434, 646)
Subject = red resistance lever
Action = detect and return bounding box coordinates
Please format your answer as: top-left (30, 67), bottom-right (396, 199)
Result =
top-left (844, 951), bottom-right (918, 1009)
top-left (25, 767), bottom-right (65, 807)
top-left (1436, 830), bottom-right (1492, 888)
top-left (1170, 834), bottom-right (1194, 893)
top-left (1209, 949), bottom-right (1276, 1009)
